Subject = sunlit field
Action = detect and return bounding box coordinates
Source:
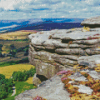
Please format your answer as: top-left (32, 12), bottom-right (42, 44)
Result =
top-left (0, 30), bottom-right (37, 40)
top-left (0, 64), bottom-right (35, 78)
top-left (25, 77), bottom-right (33, 84)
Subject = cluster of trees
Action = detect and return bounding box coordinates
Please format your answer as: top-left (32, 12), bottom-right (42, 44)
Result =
top-left (23, 47), bottom-right (29, 56)
top-left (1, 44), bottom-right (29, 58)
top-left (8, 45), bottom-right (29, 58)
top-left (0, 67), bottom-right (36, 99)
top-left (12, 68), bottom-right (35, 81)
top-left (0, 74), bottom-right (13, 99)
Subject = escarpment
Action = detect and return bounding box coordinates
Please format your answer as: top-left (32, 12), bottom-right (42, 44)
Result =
top-left (15, 16), bottom-right (100, 100)
top-left (28, 27), bottom-right (100, 86)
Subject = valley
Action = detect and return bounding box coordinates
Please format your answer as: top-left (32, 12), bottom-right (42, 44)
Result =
top-left (0, 30), bottom-right (37, 100)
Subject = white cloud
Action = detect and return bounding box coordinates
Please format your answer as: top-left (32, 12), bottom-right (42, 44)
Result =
top-left (0, 0), bottom-right (100, 19)
top-left (0, 0), bottom-right (33, 10)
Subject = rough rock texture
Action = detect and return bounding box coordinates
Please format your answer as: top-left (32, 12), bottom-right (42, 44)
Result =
top-left (78, 55), bottom-right (100, 68)
top-left (15, 75), bottom-right (70, 100)
top-left (28, 27), bottom-right (100, 85)
top-left (81, 16), bottom-right (100, 27)
top-left (32, 73), bottom-right (41, 86)
top-left (15, 16), bottom-right (100, 100)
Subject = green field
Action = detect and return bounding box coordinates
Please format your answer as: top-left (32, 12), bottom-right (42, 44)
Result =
top-left (4, 82), bottom-right (36, 100)
top-left (0, 30), bottom-right (37, 100)
top-left (0, 63), bottom-right (36, 100)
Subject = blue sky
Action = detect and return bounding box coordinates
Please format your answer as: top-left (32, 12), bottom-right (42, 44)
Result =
top-left (0, 0), bottom-right (100, 20)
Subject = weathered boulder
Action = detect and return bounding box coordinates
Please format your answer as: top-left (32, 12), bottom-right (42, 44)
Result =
top-left (28, 26), bottom-right (100, 86)
top-left (81, 16), bottom-right (100, 27)
top-left (33, 73), bottom-right (41, 86)
top-left (78, 54), bottom-right (100, 68)
top-left (15, 75), bottom-right (70, 100)
top-left (34, 59), bottom-right (59, 79)
top-left (16, 16), bottom-right (100, 100)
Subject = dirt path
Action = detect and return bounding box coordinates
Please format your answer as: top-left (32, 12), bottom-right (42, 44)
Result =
top-left (11, 86), bottom-right (16, 96)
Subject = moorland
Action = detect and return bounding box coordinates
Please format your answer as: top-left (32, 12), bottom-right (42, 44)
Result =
top-left (0, 30), bottom-right (37, 100)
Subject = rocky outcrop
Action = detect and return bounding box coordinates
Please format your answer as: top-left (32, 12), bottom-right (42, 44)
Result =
top-left (81, 16), bottom-right (100, 27)
top-left (28, 27), bottom-right (100, 86)
top-left (15, 75), bottom-right (70, 100)
top-left (16, 16), bottom-right (100, 100)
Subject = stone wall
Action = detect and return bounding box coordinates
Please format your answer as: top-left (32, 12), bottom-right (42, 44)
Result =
top-left (28, 28), bottom-right (100, 85)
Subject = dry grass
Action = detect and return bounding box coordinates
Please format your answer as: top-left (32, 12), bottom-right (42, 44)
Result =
top-left (25, 77), bottom-right (33, 84)
top-left (0, 64), bottom-right (35, 79)
top-left (95, 64), bottom-right (100, 72)
top-left (82, 26), bottom-right (90, 32)
top-left (0, 30), bottom-right (37, 40)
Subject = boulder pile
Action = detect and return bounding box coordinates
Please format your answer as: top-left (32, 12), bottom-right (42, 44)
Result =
top-left (15, 16), bottom-right (100, 100)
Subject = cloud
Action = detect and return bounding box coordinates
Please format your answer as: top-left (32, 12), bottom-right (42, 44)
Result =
top-left (0, 0), bottom-right (100, 19)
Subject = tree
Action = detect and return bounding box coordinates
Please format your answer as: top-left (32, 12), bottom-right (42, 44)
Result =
top-left (0, 74), bottom-right (13, 99)
top-left (0, 74), bottom-right (5, 80)
top-left (23, 48), bottom-right (28, 56)
top-left (12, 71), bottom-right (25, 81)
top-left (10, 44), bottom-right (15, 50)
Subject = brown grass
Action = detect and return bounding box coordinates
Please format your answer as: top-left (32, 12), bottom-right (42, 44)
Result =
top-left (0, 30), bottom-right (37, 40)
top-left (25, 77), bottom-right (33, 84)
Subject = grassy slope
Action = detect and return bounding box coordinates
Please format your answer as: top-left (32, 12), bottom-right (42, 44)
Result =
top-left (1, 63), bottom-right (36, 100)
top-left (0, 30), bottom-right (37, 100)
top-left (4, 82), bottom-right (36, 100)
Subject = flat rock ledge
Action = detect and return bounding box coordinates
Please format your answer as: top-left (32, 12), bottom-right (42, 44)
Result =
top-left (81, 16), bottom-right (100, 27)
top-left (28, 26), bottom-right (100, 86)
top-left (15, 75), bottom-right (70, 100)
top-left (16, 16), bottom-right (100, 100)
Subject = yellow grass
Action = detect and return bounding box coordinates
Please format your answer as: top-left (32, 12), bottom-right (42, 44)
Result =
top-left (25, 77), bottom-right (33, 84)
top-left (82, 26), bottom-right (90, 32)
top-left (95, 64), bottom-right (100, 72)
top-left (0, 64), bottom-right (35, 79)
top-left (0, 30), bottom-right (37, 40)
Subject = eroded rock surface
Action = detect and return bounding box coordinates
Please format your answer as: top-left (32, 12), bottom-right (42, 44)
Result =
top-left (15, 75), bottom-right (70, 100)
top-left (28, 27), bottom-right (100, 85)
top-left (81, 16), bottom-right (100, 27)
top-left (15, 16), bottom-right (100, 100)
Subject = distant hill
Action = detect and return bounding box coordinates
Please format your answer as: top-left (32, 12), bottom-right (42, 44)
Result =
top-left (0, 18), bottom-right (84, 33)
top-left (19, 22), bottom-right (82, 31)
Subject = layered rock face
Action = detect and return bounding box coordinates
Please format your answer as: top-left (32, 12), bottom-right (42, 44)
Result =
top-left (15, 16), bottom-right (100, 100)
top-left (28, 27), bottom-right (100, 86)
top-left (81, 16), bottom-right (100, 28)
top-left (15, 75), bottom-right (70, 100)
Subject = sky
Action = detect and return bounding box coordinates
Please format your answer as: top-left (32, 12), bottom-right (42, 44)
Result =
top-left (0, 0), bottom-right (100, 20)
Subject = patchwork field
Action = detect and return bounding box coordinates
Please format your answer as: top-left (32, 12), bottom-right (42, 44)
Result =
top-left (0, 41), bottom-right (29, 63)
top-left (0, 41), bottom-right (29, 49)
top-left (0, 30), bottom-right (38, 62)
top-left (0, 30), bottom-right (37, 100)
top-left (0, 64), bottom-right (35, 79)
top-left (0, 30), bottom-right (37, 40)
